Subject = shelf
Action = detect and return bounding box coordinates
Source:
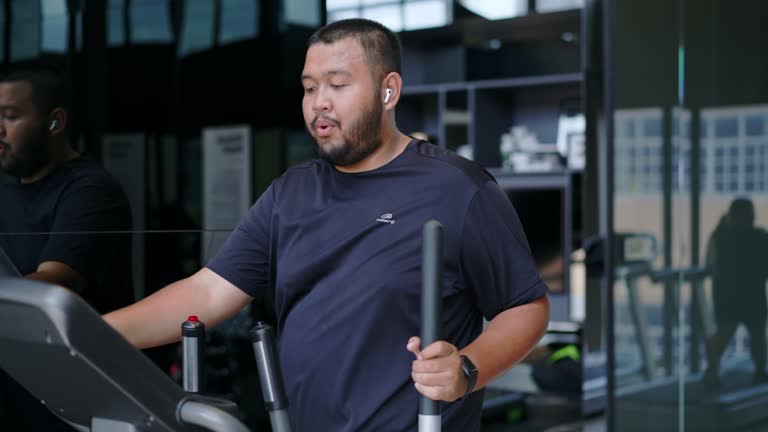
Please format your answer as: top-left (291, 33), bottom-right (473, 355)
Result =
top-left (399, 9), bottom-right (582, 47)
top-left (490, 169), bottom-right (572, 190)
top-left (443, 110), bottom-right (471, 125)
top-left (402, 72), bottom-right (583, 95)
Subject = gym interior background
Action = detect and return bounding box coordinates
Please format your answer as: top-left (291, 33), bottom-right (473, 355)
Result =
top-left (0, 0), bottom-right (766, 431)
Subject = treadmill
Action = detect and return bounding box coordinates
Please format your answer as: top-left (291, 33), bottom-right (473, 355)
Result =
top-left (0, 277), bottom-right (252, 431)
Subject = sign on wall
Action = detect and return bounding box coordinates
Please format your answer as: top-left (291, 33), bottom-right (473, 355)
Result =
top-left (202, 125), bottom-right (252, 263)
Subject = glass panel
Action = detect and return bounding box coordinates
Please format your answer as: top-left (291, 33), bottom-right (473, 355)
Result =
top-left (361, 4), bottom-right (402, 32)
top-left (0, 2), bottom-right (5, 61)
top-left (11, 0), bottom-right (40, 61)
top-left (611, 1), bottom-right (768, 431)
top-left (178, 0), bottom-right (215, 56)
top-left (130, 0), bottom-right (172, 44)
top-left (108, 0), bottom-right (125, 46)
top-left (219, 0), bottom-right (259, 44)
top-left (327, 0), bottom-right (359, 9)
top-left (328, 9), bottom-right (361, 23)
top-left (610, 0), bottom-right (681, 431)
top-left (458, 0), bottom-right (528, 20)
top-left (41, 0), bottom-right (68, 53)
top-left (284, 0), bottom-right (321, 27)
top-left (403, 0), bottom-right (449, 30)
top-left (536, 0), bottom-right (584, 13)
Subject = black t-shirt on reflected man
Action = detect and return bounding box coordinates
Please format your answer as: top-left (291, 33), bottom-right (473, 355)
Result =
top-left (0, 157), bottom-right (134, 431)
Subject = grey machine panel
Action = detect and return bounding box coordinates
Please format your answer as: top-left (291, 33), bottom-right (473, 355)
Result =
top-left (0, 248), bottom-right (21, 277)
top-left (0, 277), bottom-right (190, 431)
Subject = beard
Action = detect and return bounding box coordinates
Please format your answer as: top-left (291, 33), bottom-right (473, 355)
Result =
top-left (0, 127), bottom-right (49, 179)
top-left (309, 93), bottom-right (383, 167)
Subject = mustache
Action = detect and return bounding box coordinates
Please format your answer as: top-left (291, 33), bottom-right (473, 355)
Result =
top-left (0, 141), bottom-right (8, 150)
top-left (311, 115), bottom-right (340, 129)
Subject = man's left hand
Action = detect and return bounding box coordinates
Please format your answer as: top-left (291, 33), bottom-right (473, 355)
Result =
top-left (407, 336), bottom-right (467, 402)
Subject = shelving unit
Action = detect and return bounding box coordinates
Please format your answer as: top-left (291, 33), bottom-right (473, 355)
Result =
top-left (396, 9), bottom-right (586, 322)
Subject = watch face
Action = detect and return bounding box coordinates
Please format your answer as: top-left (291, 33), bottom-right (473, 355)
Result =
top-left (461, 355), bottom-right (478, 374)
top-left (460, 355), bottom-right (478, 397)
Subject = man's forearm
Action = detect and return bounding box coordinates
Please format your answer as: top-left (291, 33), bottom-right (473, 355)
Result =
top-left (103, 268), bottom-right (252, 349)
top-left (461, 295), bottom-right (550, 391)
top-left (26, 261), bottom-right (85, 293)
top-left (103, 277), bottom-right (204, 349)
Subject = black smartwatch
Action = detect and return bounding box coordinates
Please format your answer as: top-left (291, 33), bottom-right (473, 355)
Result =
top-left (460, 355), bottom-right (478, 398)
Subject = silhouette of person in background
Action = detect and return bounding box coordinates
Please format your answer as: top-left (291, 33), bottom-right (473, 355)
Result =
top-left (704, 198), bottom-right (768, 386)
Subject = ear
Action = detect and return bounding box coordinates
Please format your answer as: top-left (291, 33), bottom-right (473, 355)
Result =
top-left (48, 108), bottom-right (67, 135)
top-left (381, 72), bottom-right (403, 110)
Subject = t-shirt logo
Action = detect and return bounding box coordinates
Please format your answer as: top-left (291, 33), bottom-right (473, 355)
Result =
top-left (376, 213), bottom-right (396, 225)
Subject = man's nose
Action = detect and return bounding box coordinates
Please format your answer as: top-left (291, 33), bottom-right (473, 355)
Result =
top-left (313, 87), bottom-right (332, 113)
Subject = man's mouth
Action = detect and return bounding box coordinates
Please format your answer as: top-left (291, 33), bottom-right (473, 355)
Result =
top-left (312, 118), bottom-right (339, 138)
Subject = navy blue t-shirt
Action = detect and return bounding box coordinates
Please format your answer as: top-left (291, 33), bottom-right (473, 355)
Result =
top-left (208, 139), bottom-right (548, 431)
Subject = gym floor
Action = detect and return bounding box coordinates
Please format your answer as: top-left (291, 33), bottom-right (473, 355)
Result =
top-left (483, 415), bottom-right (606, 432)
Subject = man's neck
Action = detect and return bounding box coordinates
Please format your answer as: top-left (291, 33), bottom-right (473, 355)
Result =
top-left (335, 127), bottom-right (411, 174)
top-left (20, 145), bottom-right (80, 184)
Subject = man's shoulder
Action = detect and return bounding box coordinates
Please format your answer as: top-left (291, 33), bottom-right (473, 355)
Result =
top-left (272, 159), bottom-right (328, 189)
top-left (61, 159), bottom-right (121, 185)
top-left (52, 159), bottom-right (129, 203)
top-left (407, 140), bottom-right (495, 190)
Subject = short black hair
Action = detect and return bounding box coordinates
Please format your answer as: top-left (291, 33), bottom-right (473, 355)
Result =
top-left (308, 18), bottom-right (402, 83)
top-left (0, 63), bottom-right (72, 117)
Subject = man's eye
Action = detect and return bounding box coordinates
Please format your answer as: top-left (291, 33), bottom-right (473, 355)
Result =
top-left (304, 87), bottom-right (316, 94)
top-left (331, 84), bottom-right (346, 89)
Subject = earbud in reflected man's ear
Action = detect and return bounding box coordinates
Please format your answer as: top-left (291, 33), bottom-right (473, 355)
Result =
top-left (384, 88), bottom-right (393, 104)
top-left (49, 119), bottom-right (58, 131)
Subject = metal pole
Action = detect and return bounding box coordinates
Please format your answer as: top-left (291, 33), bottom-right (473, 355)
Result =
top-left (250, 322), bottom-right (292, 432)
top-left (419, 220), bottom-right (443, 432)
top-left (182, 315), bottom-right (205, 393)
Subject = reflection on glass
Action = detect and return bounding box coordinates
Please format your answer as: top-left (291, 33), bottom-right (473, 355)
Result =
top-left (41, 0), bottom-right (68, 53)
top-left (327, 0), bottom-right (359, 9)
top-left (108, 0), bottom-right (126, 46)
top-left (327, 1), bottom-right (451, 31)
top-left (459, 0), bottom-right (527, 20)
top-left (362, 4), bottom-right (402, 32)
top-left (615, 109), bottom-right (663, 195)
top-left (672, 108), bottom-right (691, 193)
top-left (178, 0), bottom-right (215, 56)
top-left (328, 9), bottom-right (360, 24)
top-left (702, 106), bottom-right (768, 195)
top-left (284, 0), bottom-right (321, 27)
top-left (703, 199), bottom-right (768, 385)
top-left (219, 0), bottom-right (259, 44)
top-left (11, 0), bottom-right (40, 61)
top-left (130, 0), bottom-right (172, 44)
top-left (0, 5), bottom-right (4, 60)
top-left (404, 0), bottom-right (449, 30)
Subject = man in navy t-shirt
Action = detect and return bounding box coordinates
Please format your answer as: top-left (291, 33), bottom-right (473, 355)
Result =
top-left (105, 18), bottom-right (550, 431)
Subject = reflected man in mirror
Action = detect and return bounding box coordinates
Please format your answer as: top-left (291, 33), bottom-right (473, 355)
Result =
top-left (704, 198), bottom-right (768, 386)
top-left (0, 63), bottom-right (134, 431)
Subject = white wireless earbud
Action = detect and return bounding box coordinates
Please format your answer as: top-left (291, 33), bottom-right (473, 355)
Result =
top-left (49, 120), bottom-right (58, 131)
top-left (384, 88), bottom-right (392, 104)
